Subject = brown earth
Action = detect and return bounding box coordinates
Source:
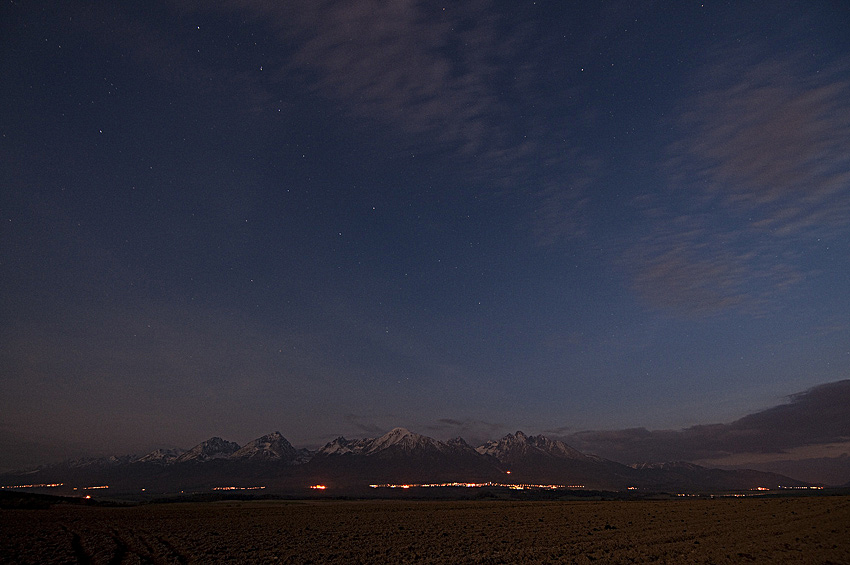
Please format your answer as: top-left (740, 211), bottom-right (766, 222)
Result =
top-left (1, 496), bottom-right (849, 564)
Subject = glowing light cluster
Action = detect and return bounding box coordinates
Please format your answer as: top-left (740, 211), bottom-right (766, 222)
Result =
top-left (309, 484), bottom-right (327, 490)
top-left (779, 485), bottom-right (824, 490)
top-left (211, 486), bottom-right (265, 491)
top-left (0, 482), bottom-right (63, 489)
top-left (369, 482), bottom-right (584, 490)
top-left (749, 486), bottom-right (823, 492)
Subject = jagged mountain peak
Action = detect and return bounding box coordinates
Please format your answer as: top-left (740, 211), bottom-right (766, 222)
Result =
top-left (366, 427), bottom-right (443, 454)
top-left (526, 434), bottom-right (588, 460)
top-left (376, 427), bottom-right (413, 441)
top-left (175, 436), bottom-right (240, 463)
top-left (136, 448), bottom-right (185, 464)
top-left (476, 431), bottom-right (590, 462)
top-left (377, 427), bottom-right (416, 444)
top-left (1, 427), bottom-right (814, 493)
top-left (476, 431), bottom-right (533, 459)
top-left (316, 436), bottom-right (356, 455)
top-left (446, 437), bottom-right (473, 449)
top-left (315, 428), bottom-right (454, 458)
top-left (232, 431), bottom-right (298, 461)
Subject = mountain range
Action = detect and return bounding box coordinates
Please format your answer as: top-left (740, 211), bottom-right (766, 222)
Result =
top-left (0, 428), bottom-right (813, 496)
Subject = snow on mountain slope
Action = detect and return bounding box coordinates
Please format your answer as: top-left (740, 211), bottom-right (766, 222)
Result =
top-left (316, 428), bottom-right (479, 458)
top-left (231, 431), bottom-right (298, 461)
top-left (136, 448), bottom-right (185, 464)
top-left (315, 437), bottom-right (370, 456)
top-left (364, 427), bottom-right (447, 455)
top-left (476, 431), bottom-right (591, 462)
top-left (174, 437), bottom-right (240, 463)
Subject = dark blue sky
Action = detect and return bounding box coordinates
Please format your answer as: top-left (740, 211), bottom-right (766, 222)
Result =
top-left (2, 0), bottom-right (850, 470)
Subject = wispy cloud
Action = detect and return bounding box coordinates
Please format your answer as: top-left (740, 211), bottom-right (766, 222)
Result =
top-left (71, 1), bottom-right (604, 242)
top-left (171, 0), bottom-right (524, 156)
top-left (621, 206), bottom-right (805, 314)
top-left (670, 52), bottom-right (850, 236)
top-left (624, 47), bottom-right (850, 314)
top-left (529, 161), bottom-right (598, 246)
top-left (172, 0), bottom-right (604, 241)
top-left (282, 0), bottom-right (505, 155)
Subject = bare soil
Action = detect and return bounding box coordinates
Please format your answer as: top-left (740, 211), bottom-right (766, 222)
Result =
top-left (1, 496), bottom-right (849, 563)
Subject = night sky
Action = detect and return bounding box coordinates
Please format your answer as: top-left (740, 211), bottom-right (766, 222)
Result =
top-left (3, 1), bottom-right (850, 473)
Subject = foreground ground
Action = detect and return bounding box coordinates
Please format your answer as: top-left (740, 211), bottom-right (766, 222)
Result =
top-left (1, 496), bottom-right (848, 563)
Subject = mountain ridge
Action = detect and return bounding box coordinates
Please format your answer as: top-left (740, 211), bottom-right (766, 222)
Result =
top-left (1, 428), bottom-right (814, 494)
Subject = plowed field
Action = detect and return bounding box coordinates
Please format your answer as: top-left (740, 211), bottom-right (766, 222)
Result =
top-left (2, 496), bottom-right (849, 563)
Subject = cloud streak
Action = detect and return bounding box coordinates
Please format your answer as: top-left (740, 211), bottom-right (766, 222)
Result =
top-left (173, 0), bottom-right (528, 157)
top-left (173, 0), bottom-right (600, 241)
top-left (624, 47), bottom-right (850, 314)
top-left (672, 52), bottom-right (850, 236)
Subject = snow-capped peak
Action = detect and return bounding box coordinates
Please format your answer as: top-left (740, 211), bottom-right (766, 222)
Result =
top-left (476, 431), bottom-right (532, 459)
top-left (366, 427), bottom-right (413, 452)
top-left (526, 434), bottom-right (588, 460)
top-left (316, 437), bottom-right (361, 456)
top-left (232, 431), bottom-right (297, 461)
top-left (476, 431), bottom-right (590, 462)
top-left (365, 427), bottom-right (447, 455)
top-left (175, 437), bottom-right (240, 463)
top-left (316, 428), bottom-right (453, 457)
top-left (136, 448), bottom-right (185, 464)
top-left (446, 437), bottom-right (473, 449)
